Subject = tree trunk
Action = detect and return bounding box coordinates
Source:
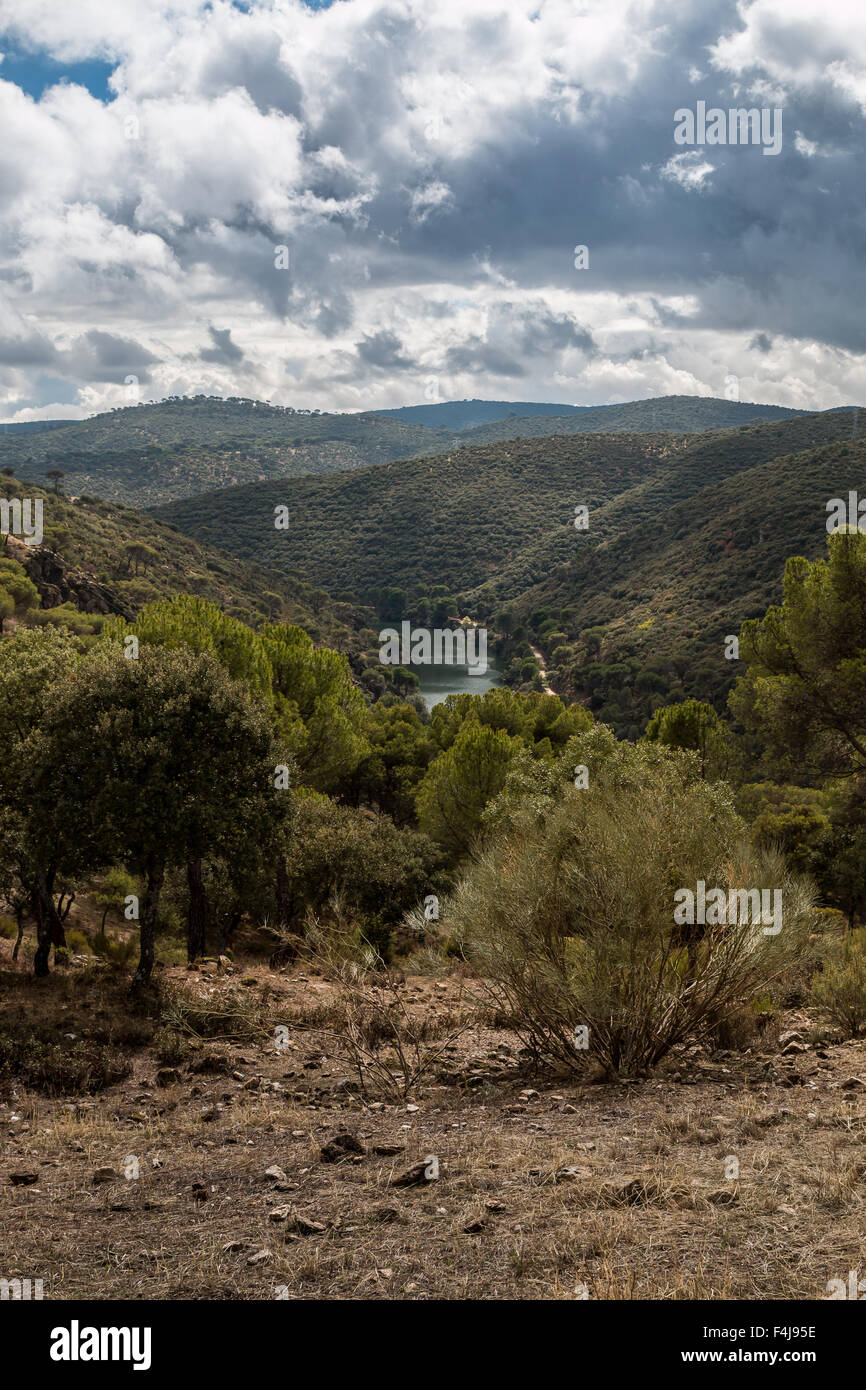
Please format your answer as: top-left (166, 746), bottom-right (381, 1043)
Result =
top-left (32, 868), bottom-right (60, 976)
top-left (273, 859), bottom-right (304, 964)
top-left (218, 906), bottom-right (243, 956)
top-left (12, 904), bottom-right (25, 962)
top-left (186, 858), bottom-right (208, 962)
top-left (132, 862), bottom-right (165, 990)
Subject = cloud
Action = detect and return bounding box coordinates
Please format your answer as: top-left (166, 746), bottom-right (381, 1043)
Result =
top-left (200, 326), bottom-right (245, 365)
top-left (0, 0), bottom-right (862, 419)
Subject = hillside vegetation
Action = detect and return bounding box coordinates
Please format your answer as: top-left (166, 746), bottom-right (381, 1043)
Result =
top-left (1, 396), bottom-right (446, 508)
top-left (0, 476), bottom-right (367, 650)
top-left (3, 393), bottom-right (816, 510)
top-left (155, 408), bottom-right (864, 733)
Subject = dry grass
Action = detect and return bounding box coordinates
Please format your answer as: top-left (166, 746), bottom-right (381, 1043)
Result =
top-left (2, 946), bottom-right (866, 1300)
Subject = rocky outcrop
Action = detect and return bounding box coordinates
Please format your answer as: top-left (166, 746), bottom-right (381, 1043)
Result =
top-left (5, 535), bottom-right (134, 620)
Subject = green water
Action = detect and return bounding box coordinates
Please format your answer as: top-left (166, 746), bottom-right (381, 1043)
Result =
top-left (413, 659), bottom-right (504, 710)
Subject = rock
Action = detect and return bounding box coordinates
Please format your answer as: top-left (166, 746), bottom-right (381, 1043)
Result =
top-left (286, 1215), bottom-right (327, 1237)
top-left (841, 1077), bottom-right (866, 1090)
top-left (372, 1143), bottom-right (405, 1156)
top-left (390, 1160), bottom-right (437, 1188)
top-left (706, 1188), bottom-right (739, 1206)
top-left (320, 1131), bottom-right (366, 1163)
top-left (485, 1199), bottom-right (506, 1212)
top-left (7, 535), bottom-right (133, 619)
top-left (92, 1168), bottom-right (118, 1184)
top-left (8, 1172), bottom-right (39, 1186)
top-left (246, 1249), bottom-right (273, 1266)
top-left (189, 1054), bottom-right (230, 1075)
top-left (778, 1030), bottom-right (804, 1049)
top-left (268, 1206), bottom-right (293, 1223)
top-left (781, 1041), bottom-right (807, 1055)
top-left (156, 1067), bottom-right (181, 1088)
top-left (520, 1089), bottom-right (539, 1101)
top-left (601, 1178), bottom-right (664, 1206)
top-left (264, 1165), bottom-right (288, 1182)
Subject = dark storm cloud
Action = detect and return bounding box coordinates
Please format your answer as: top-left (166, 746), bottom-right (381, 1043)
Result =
top-left (200, 327), bottom-right (245, 365)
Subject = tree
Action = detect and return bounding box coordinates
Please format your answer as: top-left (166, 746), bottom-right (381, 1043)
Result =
top-left (122, 541), bottom-right (160, 576)
top-left (0, 558), bottom-right (39, 632)
top-left (417, 718), bottom-right (519, 859)
top-left (0, 626), bottom-right (81, 971)
top-left (260, 622), bottom-right (368, 792)
top-left (25, 645), bottom-right (290, 986)
top-left (730, 530), bottom-right (866, 779)
top-left (44, 469), bottom-right (65, 495)
top-left (643, 698), bottom-right (731, 779)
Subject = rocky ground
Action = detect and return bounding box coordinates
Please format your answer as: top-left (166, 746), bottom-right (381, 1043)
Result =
top-left (1, 949), bottom-right (865, 1301)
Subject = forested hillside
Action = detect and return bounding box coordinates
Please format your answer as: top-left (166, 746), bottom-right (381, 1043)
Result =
top-left (0, 476), bottom-right (368, 651)
top-left (0, 396), bottom-right (447, 507)
top-left (155, 407), bottom-right (863, 732)
top-left (1, 393), bottom-right (816, 510)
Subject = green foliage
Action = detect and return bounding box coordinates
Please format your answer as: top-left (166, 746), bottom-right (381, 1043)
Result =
top-left (451, 740), bottom-right (817, 1075)
top-left (644, 698), bottom-right (732, 778)
top-left (811, 928), bottom-right (866, 1037)
top-left (732, 529), bottom-right (866, 779)
top-left (417, 719), bottom-right (521, 859)
top-left (281, 795), bottom-right (445, 930)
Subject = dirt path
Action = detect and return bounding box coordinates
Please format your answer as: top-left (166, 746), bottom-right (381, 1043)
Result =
top-left (529, 643), bottom-right (555, 696)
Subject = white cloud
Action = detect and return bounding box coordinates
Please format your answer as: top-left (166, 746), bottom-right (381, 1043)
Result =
top-left (0, 0), bottom-right (863, 418)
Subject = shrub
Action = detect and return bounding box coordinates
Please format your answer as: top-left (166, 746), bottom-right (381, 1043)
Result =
top-left (92, 931), bottom-right (137, 967)
top-left (811, 928), bottom-right (866, 1037)
top-left (451, 743), bottom-right (817, 1076)
top-left (66, 928), bottom-right (93, 955)
top-left (0, 1035), bottom-right (132, 1094)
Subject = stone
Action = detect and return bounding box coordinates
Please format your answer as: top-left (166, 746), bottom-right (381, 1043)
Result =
top-left (320, 1132), bottom-right (366, 1163)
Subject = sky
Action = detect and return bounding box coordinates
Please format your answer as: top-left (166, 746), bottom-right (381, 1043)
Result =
top-left (0, 0), bottom-right (863, 420)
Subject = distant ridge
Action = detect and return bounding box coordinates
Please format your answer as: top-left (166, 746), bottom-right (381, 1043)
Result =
top-left (377, 394), bottom-right (806, 433)
top-left (375, 399), bottom-right (586, 430)
top-left (0, 419), bottom-right (76, 434)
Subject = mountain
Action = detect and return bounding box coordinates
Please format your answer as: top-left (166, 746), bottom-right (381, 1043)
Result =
top-left (3, 393), bottom-right (815, 510)
top-left (153, 430), bottom-right (685, 597)
top-left (376, 394), bottom-right (806, 436)
top-left (1, 396), bottom-right (445, 508)
top-left (154, 407), bottom-right (864, 733)
top-left (375, 399), bottom-right (586, 430)
top-left (0, 475), bottom-right (368, 651)
top-left (0, 420), bottom-right (76, 435)
top-left (453, 395), bottom-right (807, 447)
